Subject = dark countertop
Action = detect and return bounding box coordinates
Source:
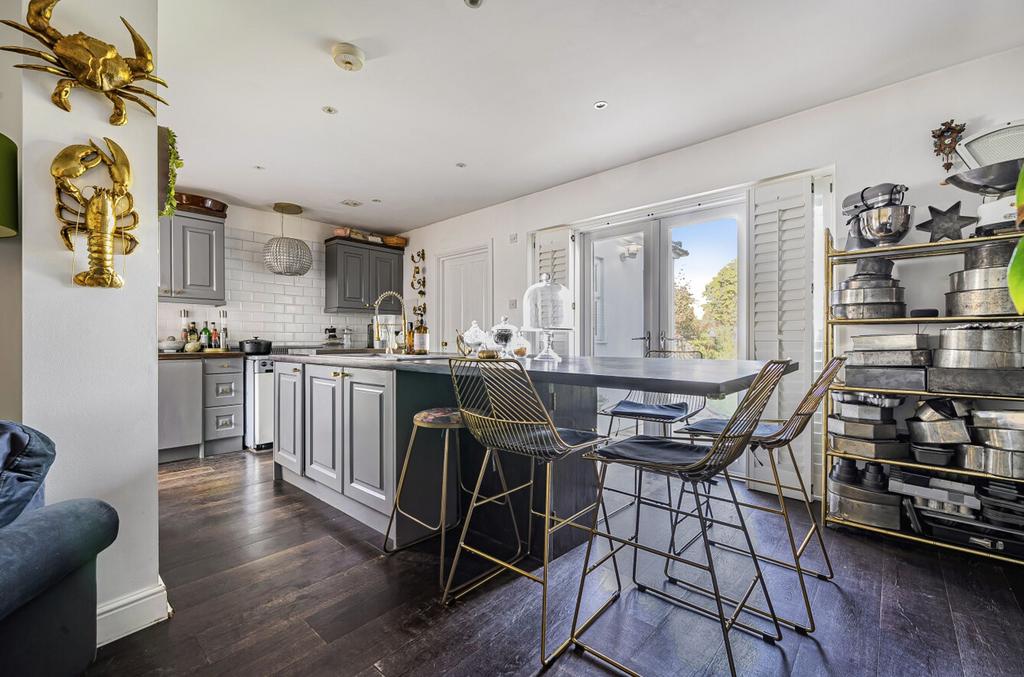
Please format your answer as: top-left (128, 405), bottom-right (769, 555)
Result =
top-left (158, 351), bottom-right (245, 360)
top-left (270, 354), bottom-right (799, 396)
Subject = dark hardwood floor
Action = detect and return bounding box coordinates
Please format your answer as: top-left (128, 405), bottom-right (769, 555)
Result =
top-left (88, 452), bottom-right (1024, 676)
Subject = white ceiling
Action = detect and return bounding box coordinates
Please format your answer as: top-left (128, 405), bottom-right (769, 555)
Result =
top-left (158, 0), bottom-right (1024, 233)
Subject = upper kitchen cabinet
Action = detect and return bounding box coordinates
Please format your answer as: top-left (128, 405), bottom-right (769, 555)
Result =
top-left (324, 237), bottom-right (403, 313)
top-left (159, 210), bottom-right (226, 305)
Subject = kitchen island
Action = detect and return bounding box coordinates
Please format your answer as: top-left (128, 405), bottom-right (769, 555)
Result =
top-left (270, 354), bottom-right (797, 558)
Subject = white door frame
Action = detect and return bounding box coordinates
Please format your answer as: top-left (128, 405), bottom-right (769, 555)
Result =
top-left (434, 244), bottom-right (493, 351)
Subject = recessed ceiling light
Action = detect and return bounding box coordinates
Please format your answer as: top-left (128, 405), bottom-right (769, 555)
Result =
top-left (253, 165), bottom-right (266, 170)
top-left (322, 105), bottom-right (338, 115)
top-left (455, 162), bottom-right (467, 168)
top-left (593, 100), bottom-right (608, 110)
top-left (340, 199), bottom-right (363, 207)
top-left (371, 198), bottom-right (383, 204)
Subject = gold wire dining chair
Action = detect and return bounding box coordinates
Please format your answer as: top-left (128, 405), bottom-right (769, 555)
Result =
top-left (445, 358), bottom-right (622, 668)
top-left (670, 355), bottom-right (846, 634)
top-left (569, 359), bottom-right (791, 677)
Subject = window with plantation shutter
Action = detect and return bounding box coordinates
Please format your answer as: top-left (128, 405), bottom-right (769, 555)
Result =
top-left (748, 175), bottom-right (815, 496)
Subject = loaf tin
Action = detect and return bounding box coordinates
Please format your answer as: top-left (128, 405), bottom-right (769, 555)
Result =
top-left (985, 447), bottom-right (1024, 479)
top-left (971, 410), bottom-right (1024, 430)
top-left (830, 433), bottom-right (909, 459)
top-left (971, 427), bottom-right (1024, 452)
top-left (956, 444), bottom-right (987, 471)
top-left (837, 402), bottom-right (895, 423)
top-left (907, 418), bottom-right (971, 445)
top-left (850, 334), bottom-right (930, 351)
top-left (844, 350), bottom-right (931, 367)
top-left (911, 444), bottom-right (956, 466)
top-left (827, 415), bottom-right (897, 440)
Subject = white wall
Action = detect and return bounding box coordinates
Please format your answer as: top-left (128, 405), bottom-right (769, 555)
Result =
top-left (157, 204), bottom-right (381, 348)
top-left (9, 0), bottom-right (165, 644)
top-left (404, 46), bottom-right (1024, 343)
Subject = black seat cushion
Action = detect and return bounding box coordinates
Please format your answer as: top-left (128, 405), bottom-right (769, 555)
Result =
top-left (504, 427), bottom-right (603, 457)
top-left (594, 435), bottom-right (711, 467)
top-left (683, 418), bottom-right (782, 440)
top-left (609, 400), bottom-right (689, 422)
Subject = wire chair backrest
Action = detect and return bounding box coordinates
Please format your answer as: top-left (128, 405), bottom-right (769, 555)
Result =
top-left (624, 349), bottom-right (707, 412)
top-left (691, 359), bottom-right (790, 478)
top-left (759, 356), bottom-right (846, 449)
top-left (448, 358), bottom-right (568, 460)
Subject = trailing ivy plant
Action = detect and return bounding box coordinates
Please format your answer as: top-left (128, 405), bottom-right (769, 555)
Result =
top-left (1007, 163), bottom-right (1024, 313)
top-left (159, 128), bottom-right (184, 217)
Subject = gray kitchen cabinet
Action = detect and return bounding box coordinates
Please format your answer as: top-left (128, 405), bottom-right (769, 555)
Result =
top-left (159, 211), bottom-right (226, 305)
top-left (274, 362), bottom-right (304, 474)
top-left (304, 364), bottom-right (345, 492)
top-left (342, 367), bottom-right (395, 515)
top-left (202, 359), bottom-right (243, 455)
top-left (324, 238), bottom-right (403, 313)
top-left (158, 360), bottom-right (203, 453)
top-left (204, 404), bottom-right (243, 441)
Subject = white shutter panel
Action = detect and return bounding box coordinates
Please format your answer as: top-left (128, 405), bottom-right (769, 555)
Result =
top-left (748, 175), bottom-right (814, 496)
top-left (531, 227), bottom-right (575, 357)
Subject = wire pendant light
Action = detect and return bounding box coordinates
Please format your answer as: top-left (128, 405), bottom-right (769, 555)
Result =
top-left (264, 202), bottom-right (313, 276)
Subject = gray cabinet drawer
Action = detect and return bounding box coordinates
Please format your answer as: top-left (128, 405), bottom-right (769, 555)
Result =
top-left (204, 372), bottom-right (243, 407)
top-left (204, 404), bottom-right (243, 441)
top-left (203, 357), bottom-right (243, 374)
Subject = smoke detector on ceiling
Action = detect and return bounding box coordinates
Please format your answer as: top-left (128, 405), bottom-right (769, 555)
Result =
top-left (332, 43), bottom-right (365, 71)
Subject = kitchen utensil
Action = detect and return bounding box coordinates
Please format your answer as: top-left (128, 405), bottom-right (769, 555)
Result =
top-left (827, 415), bottom-right (897, 440)
top-left (945, 288), bottom-right (1016, 316)
top-left (956, 444), bottom-right (987, 471)
top-left (832, 302), bottom-right (907, 319)
top-left (844, 350), bottom-right (931, 367)
top-left (830, 288), bottom-right (905, 305)
top-left (972, 427), bottom-right (1024, 452)
top-left (842, 183), bottom-right (909, 218)
top-left (176, 191), bottom-right (228, 214)
top-left (837, 402), bottom-right (894, 423)
top-left (933, 349), bottom-right (1024, 369)
top-left (844, 366), bottom-right (927, 390)
top-left (940, 326), bottom-right (1022, 352)
top-left (964, 241), bottom-right (1015, 270)
top-left (911, 444), bottom-right (955, 466)
top-left (158, 336), bottom-right (185, 353)
top-left (985, 447), bottom-right (1024, 479)
top-left (830, 434), bottom-right (908, 459)
top-left (857, 205), bottom-right (914, 245)
top-left (838, 276), bottom-right (899, 289)
top-left (239, 337), bottom-right (272, 355)
top-left (850, 333), bottom-right (930, 351)
top-left (915, 398), bottom-right (961, 422)
top-left (827, 477), bottom-right (901, 530)
top-left (861, 462), bottom-right (890, 491)
top-left (830, 391), bottom-right (905, 407)
top-left (949, 267), bottom-right (1009, 292)
top-left (971, 410), bottom-right (1024, 430)
top-left (854, 257), bottom-right (896, 276)
top-left (928, 367), bottom-right (1024, 397)
top-left (946, 158), bottom-right (1024, 196)
top-left (907, 417), bottom-right (971, 445)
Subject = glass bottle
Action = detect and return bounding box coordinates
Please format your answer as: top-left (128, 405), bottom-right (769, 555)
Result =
top-left (405, 321), bottom-right (414, 354)
top-left (210, 322), bottom-right (220, 349)
top-left (413, 318), bottom-right (430, 355)
top-left (200, 321), bottom-right (211, 348)
top-left (180, 311), bottom-right (189, 343)
top-left (188, 321), bottom-right (199, 343)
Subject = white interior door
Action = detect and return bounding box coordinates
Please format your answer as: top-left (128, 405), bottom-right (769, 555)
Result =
top-left (438, 247), bottom-right (491, 352)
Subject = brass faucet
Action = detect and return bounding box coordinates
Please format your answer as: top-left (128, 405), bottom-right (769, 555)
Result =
top-left (373, 290), bottom-right (408, 355)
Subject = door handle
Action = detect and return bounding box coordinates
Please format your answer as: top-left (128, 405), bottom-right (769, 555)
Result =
top-left (331, 371), bottom-right (350, 378)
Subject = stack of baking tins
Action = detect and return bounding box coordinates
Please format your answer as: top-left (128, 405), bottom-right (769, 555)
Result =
top-left (965, 409), bottom-right (1024, 479)
top-left (828, 391), bottom-right (907, 459)
top-left (906, 399), bottom-right (971, 467)
top-left (946, 242), bottom-right (1016, 316)
top-left (843, 333), bottom-right (930, 391)
top-left (924, 479), bottom-right (1024, 556)
top-left (928, 325), bottom-right (1024, 396)
top-left (830, 257), bottom-right (906, 319)
top-left (827, 459), bottom-right (901, 529)
top-left (888, 468), bottom-right (981, 522)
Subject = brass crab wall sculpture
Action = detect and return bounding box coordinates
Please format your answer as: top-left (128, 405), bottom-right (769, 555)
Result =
top-left (1, 0), bottom-right (167, 126)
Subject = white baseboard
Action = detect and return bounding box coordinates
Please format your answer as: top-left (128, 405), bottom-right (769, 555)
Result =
top-left (96, 577), bottom-right (170, 647)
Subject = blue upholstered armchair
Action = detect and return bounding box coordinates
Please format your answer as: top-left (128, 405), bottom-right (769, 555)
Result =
top-left (0, 421), bottom-right (119, 677)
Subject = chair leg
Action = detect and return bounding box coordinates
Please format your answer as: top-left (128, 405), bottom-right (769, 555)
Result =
top-left (442, 448), bottom-right (492, 604)
top-left (692, 479), bottom-right (737, 677)
top-left (492, 449), bottom-right (525, 559)
top-left (787, 443), bottom-right (835, 580)
top-left (540, 461), bottom-right (559, 666)
top-left (630, 467), bottom-right (644, 588)
top-left (437, 429), bottom-right (451, 590)
top-left (381, 424), bottom-right (419, 554)
top-left (765, 446), bottom-right (815, 633)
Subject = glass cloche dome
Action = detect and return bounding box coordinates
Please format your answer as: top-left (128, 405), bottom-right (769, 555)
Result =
top-left (522, 272), bottom-right (573, 361)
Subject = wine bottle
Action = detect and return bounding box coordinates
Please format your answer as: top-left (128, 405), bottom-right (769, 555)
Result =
top-left (200, 321), bottom-right (211, 348)
top-left (413, 318), bottom-right (430, 355)
top-left (188, 321), bottom-right (199, 343)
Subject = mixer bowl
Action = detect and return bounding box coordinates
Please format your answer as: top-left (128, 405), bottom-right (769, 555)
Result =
top-left (857, 205), bottom-right (914, 245)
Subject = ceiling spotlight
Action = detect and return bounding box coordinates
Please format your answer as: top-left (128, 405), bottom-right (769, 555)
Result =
top-left (253, 165), bottom-right (266, 170)
top-left (322, 105), bottom-right (338, 115)
top-left (593, 100), bottom-right (608, 110)
top-left (465, 0), bottom-right (485, 7)
top-left (455, 162), bottom-right (467, 168)
top-left (371, 198), bottom-right (383, 204)
top-left (332, 42), bottom-right (365, 71)
top-left (340, 199), bottom-right (363, 207)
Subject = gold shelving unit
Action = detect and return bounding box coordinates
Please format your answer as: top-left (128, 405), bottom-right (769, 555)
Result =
top-left (821, 230), bottom-right (1024, 565)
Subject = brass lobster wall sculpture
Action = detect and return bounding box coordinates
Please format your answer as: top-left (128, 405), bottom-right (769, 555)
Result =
top-left (1, 0), bottom-right (167, 126)
top-left (53, 137), bottom-right (138, 288)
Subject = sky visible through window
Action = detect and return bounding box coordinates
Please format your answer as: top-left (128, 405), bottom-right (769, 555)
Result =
top-left (672, 217), bottom-right (738, 318)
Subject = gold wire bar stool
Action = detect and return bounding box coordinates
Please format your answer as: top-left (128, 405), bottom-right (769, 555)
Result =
top-left (569, 360), bottom-right (790, 677)
top-left (445, 358), bottom-right (622, 668)
top-left (381, 407), bottom-right (469, 590)
top-left (670, 356), bottom-right (846, 634)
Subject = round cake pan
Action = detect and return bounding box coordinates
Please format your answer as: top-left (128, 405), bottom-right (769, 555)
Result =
top-left (964, 242), bottom-right (1014, 270)
top-left (908, 417), bottom-right (971, 445)
top-left (933, 349), bottom-right (1024, 369)
top-left (956, 444), bottom-right (987, 471)
top-left (840, 277), bottom-right (900, 290)
top-left (971, 410), bottom-right (1024, 430)
top-left (940, 326), bottom-right (1021, 352)
top-left (949, 267), bottom-right (1008, 292)
top-left (945, 288), bottom-right (1016, 316)
top-left (972, 427), bottom-right (1024, 452)
top-left (854, 257), bottom-right (895, 276)
top-left (830, 288), bottom-right (905, 305)
top-left (832, 303), bottom-right (906, 319)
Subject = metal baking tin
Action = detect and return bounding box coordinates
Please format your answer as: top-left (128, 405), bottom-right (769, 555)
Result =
top-left (971, 410), bottom-right (1024, 430)
top-left (915, 399), bottom-right (962, 422)
top-left (945, 288), bottom-right (1016, 316)
top-left (964, 241), bottom-right (1015, 270)
top-left (911, 444), bottom-right (955, 466)
top-left (832, 302), bottom-right (907, 319)
top-left (907, 418), bottom-right (971, 445)
top-left (837, 402), bottom-right (895, 423)
top-left (928, 367), bottom-right (1024, 397)
top-left (844, 350), bottom-right (931, 367)
top-left (830, 391), bottom-right (905, 407)
top-left (985, 447), bottom-right (1024, 479)
top-left (827, 484), bottom-right (902, 530)
top-left (972, 427), bottom-right (1024, 452)
top-left (949, 267), bottom-right (1008, 292)
top-left (839, 277), bottom-right (900, 290)
top-left (940, 326), bottom-right (1022, 352)
top-left (827, 415), bottom-right (897, 440)
top-left (830, 288), bottom-right (905, 305)
top-left (854, 257), bottom-right (895, 276)
top-left (956, 444), bottom-right (987, 472)
top-left (845, 366), bottom-right (927, 391)
top-left (933, 349), bottom-right (1024, 369)
top-left (850, 334), bottom-right (930, 351)
top-left (830, 434), bottom-right (909, 459)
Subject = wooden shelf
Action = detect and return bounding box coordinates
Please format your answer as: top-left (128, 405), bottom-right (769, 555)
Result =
top-left (828, 230), bottom-right (1022, 262)
top-left (824, 448), bottom-right (1024, 484)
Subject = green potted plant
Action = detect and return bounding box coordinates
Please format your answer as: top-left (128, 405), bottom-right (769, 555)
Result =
top-left (1008, 166), bottom-right (1024, 312)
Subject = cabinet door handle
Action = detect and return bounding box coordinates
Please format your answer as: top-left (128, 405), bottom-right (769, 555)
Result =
top-left (331, 371), bottom-right (350, 378)
top-left (159, 287), bottom-right (170, 294)
top-left (292, 367), bottom-right (301, 373)
top-left (173, 289), bottom-right (184, 295)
